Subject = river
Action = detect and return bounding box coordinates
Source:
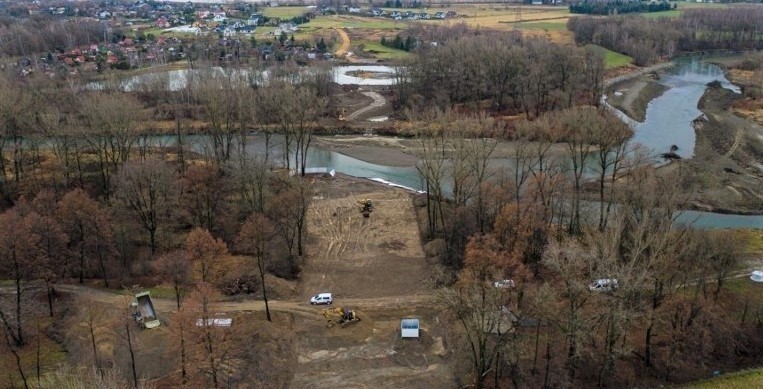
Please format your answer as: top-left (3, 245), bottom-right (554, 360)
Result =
top-left (141, 59), bottom-right (759, 229)
top-left (612, 57), bottom-right (740, 158)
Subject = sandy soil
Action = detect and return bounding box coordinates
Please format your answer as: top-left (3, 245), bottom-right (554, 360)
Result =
top-left (288, 175), bottom-right (455, 387)
top-left (606, 77), bottom-right (668, 122)
top-left (604, 68), bottom-right (763, 214)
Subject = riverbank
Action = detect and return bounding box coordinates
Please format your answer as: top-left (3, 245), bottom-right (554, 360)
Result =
top-left (605, 76), bottom-right (668, 122)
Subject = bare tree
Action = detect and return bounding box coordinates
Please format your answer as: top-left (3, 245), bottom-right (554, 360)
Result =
top-left (542, 239), bottom-right (594, 383)
top-left (113, 158), bottom-right (177, 254)
top-left (236, 212), bottom-right (275, 321)
top-left (0, 208), bottom-right (39, 346)
top-left (178, 164), bottom-right (228, 234)
top-left (154, 251), bottom-right (192, 310)
top-left (266, 177), bottom-right (312, 259)
top-left (80, 93), bottom-right (144, 196)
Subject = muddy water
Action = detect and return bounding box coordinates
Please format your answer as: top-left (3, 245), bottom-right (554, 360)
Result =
top-left (611, 57), bottom-right (740, 158)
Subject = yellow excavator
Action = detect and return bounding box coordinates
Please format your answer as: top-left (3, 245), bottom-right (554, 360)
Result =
top-left (322, 307), bottom-right (361, 328)
top-left (358, 199), bottom-right (373, 218)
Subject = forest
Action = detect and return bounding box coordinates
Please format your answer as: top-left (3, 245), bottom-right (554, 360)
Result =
top-left (568, 7), bottom-right (763, 65)
top-left (0, 5), bottom-right (762, 389)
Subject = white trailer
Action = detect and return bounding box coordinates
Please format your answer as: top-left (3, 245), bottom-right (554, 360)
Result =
top-left (401, 318), bottom-right (420, 339)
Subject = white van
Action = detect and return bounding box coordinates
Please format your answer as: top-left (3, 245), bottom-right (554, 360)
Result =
top-left (310, 293), bottom-right (333, 305)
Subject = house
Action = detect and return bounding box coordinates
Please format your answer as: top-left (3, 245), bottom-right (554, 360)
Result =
top-left (248, 13), bottom-right (261, 26)
top-left (98, 11), bottom-right (111, 19)
top-left (347, 7), bottom-right (361, 13)
top-left (277, 22), bottom-right (298, 33)
top-left (156, 17), bottom-right (170, 28)
top-left (446, 11), bottom-right (457, 18)
top-left (213, 12), bottom-right (227, 22)
top-left (391, 11), bottom-right (401, 18)
top-left (434, 11), bottom-right (446, 19)
top-left (419, 13), bottom-right (430, 20)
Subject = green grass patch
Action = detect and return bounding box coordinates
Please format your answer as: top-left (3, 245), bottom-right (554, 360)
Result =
top-left (261, 6), bottom-right (312, 19)
top-left (357, 41), bottom-right (411, 60)
top-left (729, 229), bottom-right (763, 256)
top-left (601, 46), bottom-right (633, 69)
top-left (682, 367), bottom-right (763, 388)
top-left (147, 285), bottom-right (178, 300)
top-left (303, 15), bottom-right (406, 29)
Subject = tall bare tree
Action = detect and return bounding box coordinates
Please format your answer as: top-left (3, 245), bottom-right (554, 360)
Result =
top-left (80, 92), bottom-right (144, 196)
top-left (236, 212), bottom-right (275, 321)
top-left (113, 158), bottom-right (177, 254)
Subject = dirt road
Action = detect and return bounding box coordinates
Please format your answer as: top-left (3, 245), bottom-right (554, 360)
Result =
top-left (39, 178), bottom-right (455, 388)
top-left (334, 28), bottom-right (350, 58)
top-left (346, 91), bottom-right (386, 121)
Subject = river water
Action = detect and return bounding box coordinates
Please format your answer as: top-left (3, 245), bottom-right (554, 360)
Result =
top-left (144, 60), bottom-right (759, 229)
top-left (615, 57), bottom-right (740, 158)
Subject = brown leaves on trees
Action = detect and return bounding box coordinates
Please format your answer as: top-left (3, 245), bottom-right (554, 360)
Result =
top-left (185, 228), bottom-right (229, 284)
top-left (57, 189), bottom-right (116, 286)
top-left (178, 164), bottom-right (228, 234)
top-left (154, 251), bottom-right (192, 310)
top-left (0, 208), bottom-right (40, 346)
top-left (174, 284), bottom-right (232, 388)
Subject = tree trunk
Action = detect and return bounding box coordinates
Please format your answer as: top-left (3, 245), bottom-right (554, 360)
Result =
top-left (126, 321), bottom-right (138, 388)
top-left (174, 285), bottom-right (182, 311)
top-left (259, 257), bottom-right (271, 322)
top-left (46, 283), bottom-right (55, 317)
top-left (4, 330), bottom-right (28, 389)
top-left (14, 258), bottom-right (24, 346)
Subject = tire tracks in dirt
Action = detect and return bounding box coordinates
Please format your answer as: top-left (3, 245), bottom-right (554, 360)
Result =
top-left (333, 27), bottom-right (350, 58)
top-left (347, 91), bottom-right (386, 121)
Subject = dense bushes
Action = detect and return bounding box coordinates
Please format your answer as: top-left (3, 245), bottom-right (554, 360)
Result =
top-left (569, 0), bottom-right (673, 15)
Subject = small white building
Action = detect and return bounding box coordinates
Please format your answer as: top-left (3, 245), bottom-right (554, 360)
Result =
top-left (401, 318), bottom-right (420, 339)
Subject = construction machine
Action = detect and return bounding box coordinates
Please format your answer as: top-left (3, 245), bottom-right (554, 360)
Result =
top-left (322, 307), bottom-right (361, 328)
top-left (358, 199), bottom-right (373, 218)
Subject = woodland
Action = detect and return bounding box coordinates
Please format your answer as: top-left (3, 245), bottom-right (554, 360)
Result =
top-left (0, 4), bottom-right (762, 389)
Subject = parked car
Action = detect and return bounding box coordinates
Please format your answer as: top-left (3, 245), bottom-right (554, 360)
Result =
top-left (310, 293), bottom-right (333, 305)
top-left (589, 279), bottom-right (618, 292)
top-left (493, 279), bottom-right (515, 289)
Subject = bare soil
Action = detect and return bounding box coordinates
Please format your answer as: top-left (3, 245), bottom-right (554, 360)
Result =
top-left (607, 71), bottom-right (763, 214)
top-left (290, 174), bottom-right (454, 387)
top-left (8, 174), bottom-right (457, 388)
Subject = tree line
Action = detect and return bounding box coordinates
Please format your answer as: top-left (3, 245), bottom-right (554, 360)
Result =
top-left (0, 15), bottom-right (106, 58)
top-left (569, 0), bottom-right (674, 16)
top-left (396, 30), bottom-right (605, 117)
top-left (568, 7), bottom-right (763, 65)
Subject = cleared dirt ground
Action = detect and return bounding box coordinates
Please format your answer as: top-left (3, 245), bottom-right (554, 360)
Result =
top-left (291, 175), bottom-right (454, 388)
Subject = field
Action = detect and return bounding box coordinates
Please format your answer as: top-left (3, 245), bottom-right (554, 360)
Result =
top-left (600, 46), bottom-right (633, 69)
